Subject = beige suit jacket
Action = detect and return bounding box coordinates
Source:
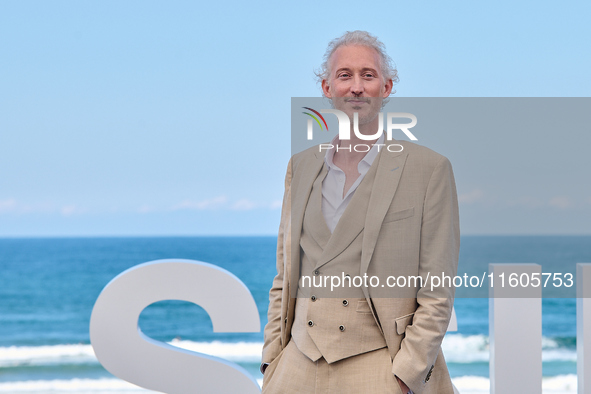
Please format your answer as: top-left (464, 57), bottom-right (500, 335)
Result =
top-left (262, 139), bottom-right (460, 393)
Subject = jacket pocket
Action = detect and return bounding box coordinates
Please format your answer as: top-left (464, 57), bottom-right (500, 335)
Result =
top-left (382, 207), bottom-right (414, 223)
top-left (395, 312), bottom-right (414, 335)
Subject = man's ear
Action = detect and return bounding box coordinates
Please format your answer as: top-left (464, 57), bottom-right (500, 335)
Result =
top-left (322, 79), bottom-right (332, 98)
top-left (383, 78), bottom-right (393, 97)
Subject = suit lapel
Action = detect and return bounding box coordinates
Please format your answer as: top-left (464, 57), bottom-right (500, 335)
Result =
top-left (303, 165), bottom-right (331, 247)
top-left (360, 145), bottom-right (408, 292)
top-left (289, 150), bottom-right (325, 287)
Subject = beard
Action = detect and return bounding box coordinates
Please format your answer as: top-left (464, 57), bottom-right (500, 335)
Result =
top-left (332, 96), bottom-right (383, 126)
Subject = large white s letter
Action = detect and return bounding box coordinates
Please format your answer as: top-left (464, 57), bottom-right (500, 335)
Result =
top-left (90, 259), bottom-right (261, 394)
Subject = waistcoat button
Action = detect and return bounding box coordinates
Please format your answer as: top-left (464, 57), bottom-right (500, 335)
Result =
top-left (342, 299), bottom-right (348, 306)
top-left (339, 325), bottom-right (345, 332)
top-left (308, 320), bottom-right (314, 327)
top-left (311, 295), bottom-right (317, 301)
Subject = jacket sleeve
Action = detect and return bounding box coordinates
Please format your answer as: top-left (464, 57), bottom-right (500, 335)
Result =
top-left (391, 156), bottom-right (460, 391)
top-left (261, 157), bottom-right (293, 366)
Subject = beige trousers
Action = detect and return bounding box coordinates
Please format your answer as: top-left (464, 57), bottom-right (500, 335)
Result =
top-left (262, 340), bottom-right (402, 394)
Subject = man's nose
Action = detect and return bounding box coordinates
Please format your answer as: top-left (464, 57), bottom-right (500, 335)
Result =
top-left (350, 76), bottom-right (365, 95)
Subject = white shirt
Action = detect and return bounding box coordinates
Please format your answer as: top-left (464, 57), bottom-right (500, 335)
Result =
top-left (321, 133), bottom-right (384, 233)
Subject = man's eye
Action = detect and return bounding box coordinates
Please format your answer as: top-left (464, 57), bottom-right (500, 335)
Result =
top-left (339, 73), bottom-right (350, 78)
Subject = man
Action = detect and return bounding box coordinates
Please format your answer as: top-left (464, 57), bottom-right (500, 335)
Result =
top-left (262, 31), bottom-right (459, 394)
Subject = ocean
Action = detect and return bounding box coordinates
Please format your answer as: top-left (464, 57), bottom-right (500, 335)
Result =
top-left (0, 236), bottom-right (589, 393)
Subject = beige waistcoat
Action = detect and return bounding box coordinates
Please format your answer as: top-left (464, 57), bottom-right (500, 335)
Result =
top-left (291, 162), bottom-right (387, 364)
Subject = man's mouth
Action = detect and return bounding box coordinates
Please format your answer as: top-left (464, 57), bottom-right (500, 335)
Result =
top-left (345, 98), bottom-right (370, 105)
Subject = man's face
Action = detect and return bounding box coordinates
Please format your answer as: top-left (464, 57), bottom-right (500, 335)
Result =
top-left (322, 45), bottom-right (393, 126)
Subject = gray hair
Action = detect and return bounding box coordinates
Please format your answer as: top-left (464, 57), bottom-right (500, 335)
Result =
top-left (315, 30), bottom-right (399, 92)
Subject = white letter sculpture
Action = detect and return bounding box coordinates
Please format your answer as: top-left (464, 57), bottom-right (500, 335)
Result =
top-left (90, 259), bottom-right (261, 394)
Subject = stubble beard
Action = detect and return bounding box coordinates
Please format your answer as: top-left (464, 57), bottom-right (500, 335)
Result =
top-left (332, 97), bottom-right (383, 126)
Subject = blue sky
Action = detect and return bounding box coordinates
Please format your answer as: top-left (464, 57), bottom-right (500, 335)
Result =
top-left (1, 1), bottom-right (590, 236)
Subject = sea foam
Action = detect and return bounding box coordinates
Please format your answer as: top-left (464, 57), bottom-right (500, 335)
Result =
top-left (0, 375), bottom-right (578, 393)
top-left (441, 334), bottom-right (576, 363)
top-left (0, 340), bottom-right (263, 367)
top-left (0, 335), bottom-right (577, 367)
